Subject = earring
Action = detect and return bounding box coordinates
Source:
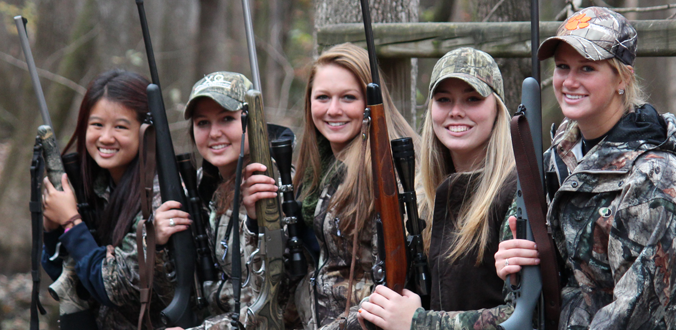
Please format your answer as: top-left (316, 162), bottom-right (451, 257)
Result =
top-left (618, 89), bottom-right (625, 95)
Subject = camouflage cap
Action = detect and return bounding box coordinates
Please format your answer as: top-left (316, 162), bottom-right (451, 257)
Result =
top-left (183, 71), bottom-right (253, 119)
top-left (429, 47), bottom-right (504, 102)
top-left (538, 7), bottom-right (637, 65)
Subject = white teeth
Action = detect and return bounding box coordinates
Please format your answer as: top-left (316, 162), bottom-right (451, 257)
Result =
top-left (327, 122), bottom-right (347, 127)
top-left (565, 94), bottom-right (585, 100)
top-left (99, 148), bottom-right (117, 154)
top-left (448, 126), bottom-right (469, 133)
top-left (210, 144), bottom-right (228, 150)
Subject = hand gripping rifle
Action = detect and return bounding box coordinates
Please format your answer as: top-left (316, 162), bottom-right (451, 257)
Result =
top-left (15, 15), bottom-right (99, 330)
top-left (499, 2), bottom-right (561, 327)
top-left (391, 138), bottom-right (430, 299)
top-left (240, 0), bottom-right (285, 328)
top-left (358, 0), bottom-right (408, 308)
top-left (134, 0), bottom-right (203, 327)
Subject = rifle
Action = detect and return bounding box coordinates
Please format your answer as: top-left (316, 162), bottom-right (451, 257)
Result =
top-left (240, 0), bottom-right (285, 328)
top-left (243, 90), bottom-right (286, 330)
top-left (15, 15), bottom-right (98, 330)
top-left (499, 1), bottom-right (561, 327)
top-left (391, 138), bottom-right (430, 299)
top-left (357, 0), bottom-right (408, 297)
top-left (134, 0), bottom-right (200, 327)
top-left (271, 138), bottom-right (307, 281)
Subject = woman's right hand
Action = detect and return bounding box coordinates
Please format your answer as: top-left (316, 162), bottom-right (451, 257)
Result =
top-left (241, 163), bottom-right (278, 219)
top-left (154, 201), bottom-right (191, 246)
top-left (494, 216), bottom-right (540, 281)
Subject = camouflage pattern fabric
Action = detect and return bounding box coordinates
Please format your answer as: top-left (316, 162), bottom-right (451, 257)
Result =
top-left (183, 71), bottom-right (254, 119)
top-left (295, 182), bottom-right (377, 330)
top-left (428, 47), bottom-right (504, 101)
top-left (538, 6), bottom-right (638, 65)
top-left (187, 204), bottom-right (260, 330)
top-left (542, 110), bottom-right (676, 329)
top-left (98, 175), bottom-right (176, 329)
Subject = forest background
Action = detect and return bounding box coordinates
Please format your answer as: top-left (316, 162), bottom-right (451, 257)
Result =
top-left (0, 0), bottom-right (675, 328)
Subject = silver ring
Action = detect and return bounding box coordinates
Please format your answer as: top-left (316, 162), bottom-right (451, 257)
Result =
top-left (505, 258), bottom-right (509, 266)
top-left (169, 218), bottom-right (175, 227)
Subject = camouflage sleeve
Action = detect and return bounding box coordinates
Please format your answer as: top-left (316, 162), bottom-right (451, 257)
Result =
top-left (410, 304), bottom-right (514, 330)
top-left (101, 176), bottom-right (174, 307)
top-left (580, 201), bottom-right (676, 329)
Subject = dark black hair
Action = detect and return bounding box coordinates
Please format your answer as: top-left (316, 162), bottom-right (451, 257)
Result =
top-left (63, 69), bottom-right (150, 246)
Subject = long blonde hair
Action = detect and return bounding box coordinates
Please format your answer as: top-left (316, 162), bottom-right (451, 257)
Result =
top-left (293, 43), bottom-right (419, 235)
top-left (418, 93), bottom-right (515, 265)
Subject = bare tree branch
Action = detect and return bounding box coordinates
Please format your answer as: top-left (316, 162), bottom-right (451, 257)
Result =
top-left (255, 36), bottom-right (295, 116)
top-left (483, 0), bottom-right (507, 22)
top-left (0, 51), bottom-right (87, 96)
top-left (592, 0), bottom-right (676, 13)
top-left (43, 24), bottom-right (101, 70)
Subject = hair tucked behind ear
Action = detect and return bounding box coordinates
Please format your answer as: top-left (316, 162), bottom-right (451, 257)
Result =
top-left (608, 58), bottom-right (647, 113)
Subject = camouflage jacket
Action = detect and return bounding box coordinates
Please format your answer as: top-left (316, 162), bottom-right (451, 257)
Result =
top-left (544, 105), bottom-right (676, 329)
top-left (411, 170), bottom-right (517, 330)
top-left (295, 180), bottom-right (377, 330)
top-left (187, 201), bottom-right (260, 330)
top-left (44, 173), bottom-right (175, 329)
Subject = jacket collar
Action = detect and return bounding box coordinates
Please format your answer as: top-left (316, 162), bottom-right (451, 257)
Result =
top-left (551, 104), bottom-right (673, 175)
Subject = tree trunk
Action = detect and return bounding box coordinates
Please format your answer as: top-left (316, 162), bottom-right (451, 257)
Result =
top-left (315, 0), bottom-right (420, 128)
top-left (194, 0), bottom-right (226, 80)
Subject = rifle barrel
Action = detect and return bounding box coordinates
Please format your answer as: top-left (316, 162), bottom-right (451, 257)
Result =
top-left (241, 0), bottom-right (261, 90)
top-left (359, 0), bottom-right (380, 86)
top-left (135, 0), bottom-right (161, 87)
top-left (14, 16), bottom-right (54, 132)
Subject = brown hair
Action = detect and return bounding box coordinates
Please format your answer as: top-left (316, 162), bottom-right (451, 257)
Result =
top-left (293, 43), bottom-right (419, 235)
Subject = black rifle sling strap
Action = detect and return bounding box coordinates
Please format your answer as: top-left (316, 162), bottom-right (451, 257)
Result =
top-left (510, 114), bottom-right (561, 329)
top-left (137, 123), bottom-right (157, 330)
top-left (30, 138), bottom-right (47, 330)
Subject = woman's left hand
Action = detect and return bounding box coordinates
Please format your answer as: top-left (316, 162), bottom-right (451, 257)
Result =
top-left (154, 201), bottom-right (192, 246)
top-left (42, 174), bottom-right (79, 226)
top-left (358, 285), bottom-right (421, 330)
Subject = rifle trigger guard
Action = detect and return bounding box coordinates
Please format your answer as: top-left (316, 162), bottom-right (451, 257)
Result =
top-left (247, 248), bottom-right (265, 275)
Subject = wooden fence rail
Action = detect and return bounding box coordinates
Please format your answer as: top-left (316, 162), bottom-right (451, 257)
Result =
top-left (317, 20), bottom-right (676, 58)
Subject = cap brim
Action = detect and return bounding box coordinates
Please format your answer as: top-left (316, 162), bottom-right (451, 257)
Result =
top-left (538, 35), bottom-right (614, 62)
top-left (429, 73), bottom-right (494, 99)
top-left (183, 93), bottom-right (243, 120)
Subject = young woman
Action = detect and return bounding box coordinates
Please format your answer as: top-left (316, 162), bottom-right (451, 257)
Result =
top-left (242, 42), bottom-right (419, 329)
top-left (495, 7), bottom-right (676, 328)
top-left (357, 48), bottom-right (518, 330)
top-left (41, 69), bottom-right (175, 329)
top-left (154, 71), bottom-right (295, 329)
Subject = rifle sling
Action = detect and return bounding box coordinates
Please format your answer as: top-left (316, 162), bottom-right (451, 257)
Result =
top-left (137, 123), bottom-right (157, 330)
top-left (510, 114), bottom-right (561, 329)
top-left (30, 141), bottom-right (47, 330)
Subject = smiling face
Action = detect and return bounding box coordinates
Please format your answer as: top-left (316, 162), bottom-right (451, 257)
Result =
top-left (310, 64), bottom-right (365, 154)
top-left (431, 78), bottom-right (498, 172)
top-left (191, 97), bottom-right (247, 177)
top-left (85, 98), bottom-right (141, 184)
top-left (553, 43), bottom-right (625, 139)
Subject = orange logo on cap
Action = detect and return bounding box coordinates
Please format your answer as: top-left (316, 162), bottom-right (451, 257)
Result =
top-left (565, 13), bottom-right (592, 30)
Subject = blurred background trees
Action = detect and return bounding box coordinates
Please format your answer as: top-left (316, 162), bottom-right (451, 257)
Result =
top-left (0, 0), bottom-right (675, 327)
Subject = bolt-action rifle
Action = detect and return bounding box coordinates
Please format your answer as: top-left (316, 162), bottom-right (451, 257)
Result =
top-left (391, 138), bottom-right (430, 300)
top-left (134, 0), bottom-right (209, 327)
top-left (357, 0), bottom-right (408, 300)
top-left (499, 0), bottom-right (561, 328)
top-left (15, 15), bottom-right (98, 330)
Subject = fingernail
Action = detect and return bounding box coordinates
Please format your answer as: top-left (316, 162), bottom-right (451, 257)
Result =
top-left (358, 309), bottom-right (362, 313)
top-left (274, 192), bottom-right (278, 197)
top-left (533, 244), bottom-right (537, 249)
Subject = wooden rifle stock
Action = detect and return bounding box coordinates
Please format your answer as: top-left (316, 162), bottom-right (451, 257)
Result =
top-left (244, 90), bottom-right (285, 330)
top-left (366, 92), bottom-right (407, 295)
